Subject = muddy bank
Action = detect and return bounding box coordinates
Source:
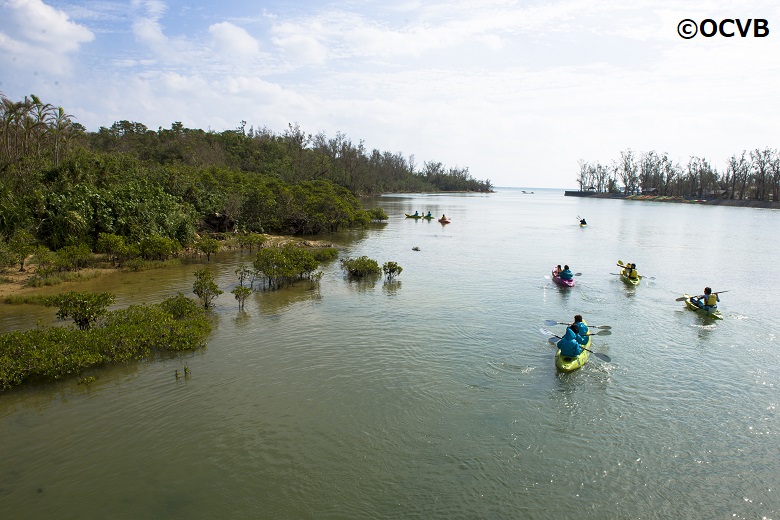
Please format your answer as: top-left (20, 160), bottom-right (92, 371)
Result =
top-left (564, 191), bottom-right (780, 209)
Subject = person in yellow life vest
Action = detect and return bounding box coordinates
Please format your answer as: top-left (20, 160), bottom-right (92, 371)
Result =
top-left (691, 287), bottom-right (719, 310)
top-left (621, 262), bottom-right (639, 280)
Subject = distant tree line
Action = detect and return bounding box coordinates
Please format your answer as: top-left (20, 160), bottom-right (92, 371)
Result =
top-left (0, 92), bottom-right (491, 266)
top-left (577, 148), bottom-right (780, 200)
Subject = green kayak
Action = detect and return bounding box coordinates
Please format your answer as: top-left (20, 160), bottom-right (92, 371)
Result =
top-left (554, 322), bottom-right (592, 373)
top-left (683, 294), bottom-right (723, 320)
top-left (620, 269), bottom-right (640, 286)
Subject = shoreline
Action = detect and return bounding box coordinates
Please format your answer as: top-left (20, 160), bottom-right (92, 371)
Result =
top-left (563, 191), bottom-right (780, 209)
top-left (0, 234), bottom-right (336, 301)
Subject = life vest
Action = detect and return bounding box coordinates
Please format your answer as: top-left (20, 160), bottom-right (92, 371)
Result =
top-left (704, 293), bottom-right (718, 306)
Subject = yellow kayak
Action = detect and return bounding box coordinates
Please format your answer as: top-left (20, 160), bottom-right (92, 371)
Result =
top-left (554, 322), bottom-right (592, 372)
top-left (683, 294), bottom-right (723, 320)
top-left (620, 268), bottom-right (640, 286)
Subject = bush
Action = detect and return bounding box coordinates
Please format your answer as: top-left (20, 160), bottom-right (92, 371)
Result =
top-left (96, 233), bottom-right (126, 265)
top-left (231, 286), bottom-right (252, 310)
top-left (196, 237), bottom-right (221, 261)
top-left (311, 247), bottom-right (338, 262)
top-left (0, 294), bottom-right (212, 389)
top-left (237, 233), bottom-right (266, 251)
top-left (55, 243), bottom-right (93, 271)
top-left (340, 256), bottom-right (380, 278)
top-left (140, 235), bottom-right (181, 260)
top-left (253, 244), bottom-right (319, 289)
top-left (0, 241), bottom-right (16, 271)
top-left (367, 207), bottom-right (388, 221)
top-left (382, 261), bottom-right (403, 280)
top-left (44, 291), bottom-right (116, 330)
top-left (193, 269), bottom-right (223, 309)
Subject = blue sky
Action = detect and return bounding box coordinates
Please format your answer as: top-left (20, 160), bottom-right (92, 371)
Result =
top-left (2, 0), bottom-right (779, 188)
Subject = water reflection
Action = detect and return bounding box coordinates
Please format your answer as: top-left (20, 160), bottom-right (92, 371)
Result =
top-left (343, 275), bottom-right (380, 292)
top-left (382, 280), bottom-right (401, 295)
top-left (251, 284), bottom-right (323, 314)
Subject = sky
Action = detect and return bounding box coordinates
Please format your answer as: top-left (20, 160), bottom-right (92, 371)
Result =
top-left (2, 0), bottom-right (780, 189)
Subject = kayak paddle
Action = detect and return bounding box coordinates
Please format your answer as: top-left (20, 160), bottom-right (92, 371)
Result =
top-left (675, 290), bottom-right (729, 302)
top-left (544, 319), bottom-right (612, 330)
top-left (539, 327), bottom-right (609, 337)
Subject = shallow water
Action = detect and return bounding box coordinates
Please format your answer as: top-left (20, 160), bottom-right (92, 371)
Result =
top-left (0, 188), bottom-right (777, 519)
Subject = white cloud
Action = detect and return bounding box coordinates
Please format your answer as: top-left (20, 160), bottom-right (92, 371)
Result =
top-left (0, 0), bottom-right (93, 72)
top-left (271, 22), bottom-right (330, 67)
top-left (209, 22), bottom-right (261, 57)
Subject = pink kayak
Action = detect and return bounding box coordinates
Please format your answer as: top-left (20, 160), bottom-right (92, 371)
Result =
top-left (552, 266), bottom-right (575, 287)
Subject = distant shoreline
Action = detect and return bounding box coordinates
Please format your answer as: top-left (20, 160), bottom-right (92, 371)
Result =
top-left (563, 191), bottom-right (780, 209)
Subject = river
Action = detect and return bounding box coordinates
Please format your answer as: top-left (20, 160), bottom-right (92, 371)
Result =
top-left (0, 187), bottom-right (777, 519)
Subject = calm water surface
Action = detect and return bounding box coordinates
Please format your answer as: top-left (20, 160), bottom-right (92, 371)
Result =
top-left (0, 188), bottom-right (777, 519)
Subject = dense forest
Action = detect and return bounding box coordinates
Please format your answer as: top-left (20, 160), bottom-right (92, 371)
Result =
top-left (0, 93), bottom-right (492, 264)
top-left (577, 148), bottom-right (780, 200)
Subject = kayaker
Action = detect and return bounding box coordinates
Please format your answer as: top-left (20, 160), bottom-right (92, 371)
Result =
top-left (559, 265), bottom-right (574, 280)
top-left (621, 262), bottom-right (639, 280)
top-left (558, 323), bottom-right (583, 357)
top-left (573, 314), bottom-right (589, 339)
top-left (426, 211), bottom-right (432, 218)
top-left (692, 287), bottom-right (719, 310)
top-left (580, 218), bottom-right (587, 225)
top-left (441, 214), bottom-right (447, 220)
top-left (413, 210), bottom-right (419, 216)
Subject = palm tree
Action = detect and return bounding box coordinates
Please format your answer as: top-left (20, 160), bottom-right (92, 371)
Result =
top-left (50, 106), bottom-right (75, 167)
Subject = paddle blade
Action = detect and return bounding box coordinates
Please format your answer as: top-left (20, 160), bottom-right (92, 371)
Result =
top-left (617, 260), bottom-right (624, 266)
top-left (675, 296), bottom-right (688, 302)
top-left (539, 327), bottom-right (558, 338)
top-left (593, 352), bottom-right (611, 362)
top-left (574, 272), bottom-right (582, 276)
top-left (543, 320), bottom-right (560, 327)
top-left (548, 337), bottom-right (560, 345)
top-left (592, 325), bottom-right (612, 330)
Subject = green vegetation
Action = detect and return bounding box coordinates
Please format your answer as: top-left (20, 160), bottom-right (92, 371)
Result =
top-left (196, 237), bottom-right (221, 261)
top-left (231, 286), bottom-right (252, 310)
top-left (579, 148), bottom-right (780, 200)
top-left (382, 261), bottom-right (403, 280)
top-left (193, 269), bottom-right (223, 309)
top-left (253, 244), bottom-right (320, 289)
top-left (311, 247), bottom-right (339, 262)
top-left (237, 233), bottom-right (266, 251)
top-left (0, 93), bottom-right (491, 277)
top-left (0, 293), bottom-right (211, 390)
top-left (341, 256), bottom-right (381, 278)
top-left (44, 291), bottom-right (115, 330)
top-left (367, 207), bottom-right (388, 221)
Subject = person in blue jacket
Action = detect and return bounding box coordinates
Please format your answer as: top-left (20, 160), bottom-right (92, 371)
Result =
top-left (573, 314), bottom-right (589, 340)
top-left (559, 265), bottom-right (574, 280)
top-left (557, 323), bottom-right (583, 357)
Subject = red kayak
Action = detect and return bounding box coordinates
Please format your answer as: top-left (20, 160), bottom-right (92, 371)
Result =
top-left (552, 266), bottom-right (575, 287)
